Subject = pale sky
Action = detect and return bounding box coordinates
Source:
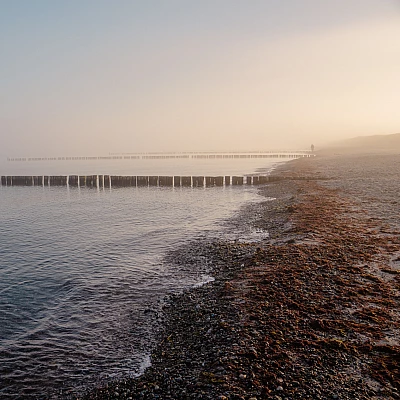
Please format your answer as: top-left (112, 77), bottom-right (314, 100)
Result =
top-left (1, 0), bottom-right (399, 156)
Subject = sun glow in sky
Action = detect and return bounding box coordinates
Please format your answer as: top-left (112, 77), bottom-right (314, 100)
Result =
top-left (1, 0), bottom-right (400, 156)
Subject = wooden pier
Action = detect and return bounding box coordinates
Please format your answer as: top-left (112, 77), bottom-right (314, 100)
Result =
top-left (0, 174), bottom-right (314, 188)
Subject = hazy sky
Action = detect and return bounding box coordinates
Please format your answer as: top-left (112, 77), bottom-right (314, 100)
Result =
top-left (1, 0), bottom-right (399, 156)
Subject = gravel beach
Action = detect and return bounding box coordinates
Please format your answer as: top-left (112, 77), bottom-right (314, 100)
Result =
top-left (82, 151), bottom-right (400, 400)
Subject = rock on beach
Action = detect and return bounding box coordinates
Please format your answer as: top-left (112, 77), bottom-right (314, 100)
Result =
top-left (82, 151), bottom-right (400, 400)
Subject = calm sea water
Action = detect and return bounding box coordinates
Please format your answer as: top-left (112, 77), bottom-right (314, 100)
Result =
top-left (0, 157), bottom-right (286, 398)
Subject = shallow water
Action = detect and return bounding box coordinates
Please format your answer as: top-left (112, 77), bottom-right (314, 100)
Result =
top-left (0, 157), bottom-right (285, 398)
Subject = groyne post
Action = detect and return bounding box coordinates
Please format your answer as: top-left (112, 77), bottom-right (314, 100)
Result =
top-left (215, 176), bottom-right (223, 186)
top-left (232, 176), bottom-right (244, 185)
top-left (137, 176), bottom-right (148, 187)
top-left (192, 176), bottom-right (204, 187)
top-left (68, 175), bottom-right (78, 186)
top-left (110, 176), bottom-right (119, 187)
top-left (205, 176), bottom-right (223, 187)
top-left (50, 176), bottom-right (67, 186)
top-left (174, 176), bottom-right (181, 187)
top-left (85, 175), bottom-right (94, 187)
top-left (181, 176), bottom-right (191, 187)
top-left (33, 176), bottom-right (43, 186)
top-left (109, 176), bottom-right (138, 187)
top-left (159, 176), bottom-right (173, 186)
top-left (149, 176), bottom-right (159, 186)
top-left (129, 176), bottom-right (137, 187)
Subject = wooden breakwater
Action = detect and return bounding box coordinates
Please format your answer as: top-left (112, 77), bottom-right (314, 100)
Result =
top-left (6, 151), bottom-right (315, 162)
top-left (0, 175), bottom-right (319, 188)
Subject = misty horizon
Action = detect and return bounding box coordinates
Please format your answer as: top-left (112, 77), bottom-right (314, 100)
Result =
top-left (1, 1), bottom-right (399, 156)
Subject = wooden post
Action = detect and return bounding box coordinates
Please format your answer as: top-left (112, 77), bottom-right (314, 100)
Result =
top-left (68, 175), bottom-right (78, 186)
top-left (225, 176), bottom-right (230, 185)
top-left (174, 176), bottom-right (181, 187)
top-left (104, 175), bottom-right (110, 187)
top-left (44, 176), bottom-right (49, 186)
top-left (215, 176), bottom-right (223, 186)
top-left (137, 176), bottom-right (148, 187)
top-left (192, 176), bottom-right (204, 187)
top-left (125, 176), bottom-right (134, 186)
top-left (253, 176), bottom-right (259, 185)
top-left (33, 176), bottom-right (42, 186)
top-left (246, 176), bottom-right (252, 185)
top-left (111, 176), bottom-right (121, 187)
top-left (1, 176), bottom-right (6, 186)
top-left (79, 176), bottom-right (86, 186)
top-left (50, 176), bottom-right (67, 186)
top-left (149, 176), bottom-right (158, 186)
top-left (129, 176), bottom-right (137, 187)
top-left (181, 176), bottom-right (191, 187)
top-left (232, 176), bottom-right (243, 185)
top-left (159, 176), bottom-right (173, 186)
top-left (86, 175), bottom-right (94, 187)
top-left (92, 175), bottom-right (98, 187)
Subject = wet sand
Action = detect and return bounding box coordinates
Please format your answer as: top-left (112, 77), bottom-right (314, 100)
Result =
top-left (82, 151), bottom-right (400, 400)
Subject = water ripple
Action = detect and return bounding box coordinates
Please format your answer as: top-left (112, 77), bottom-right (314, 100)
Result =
top-left (0, 175), bottom-right (272, 398)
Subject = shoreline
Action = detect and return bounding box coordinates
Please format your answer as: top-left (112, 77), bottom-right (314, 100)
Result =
top-left (82, 152), bottom-right (400, 399)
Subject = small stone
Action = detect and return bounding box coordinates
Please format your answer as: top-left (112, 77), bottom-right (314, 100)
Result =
top-left (239, 373), bottom-right (247, 379)
top-left (276, 386), bottom-right (283, 391)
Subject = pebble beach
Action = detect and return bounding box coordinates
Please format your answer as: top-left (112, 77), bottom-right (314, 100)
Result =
top-left (82, 150), bottom-right (400, 400)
